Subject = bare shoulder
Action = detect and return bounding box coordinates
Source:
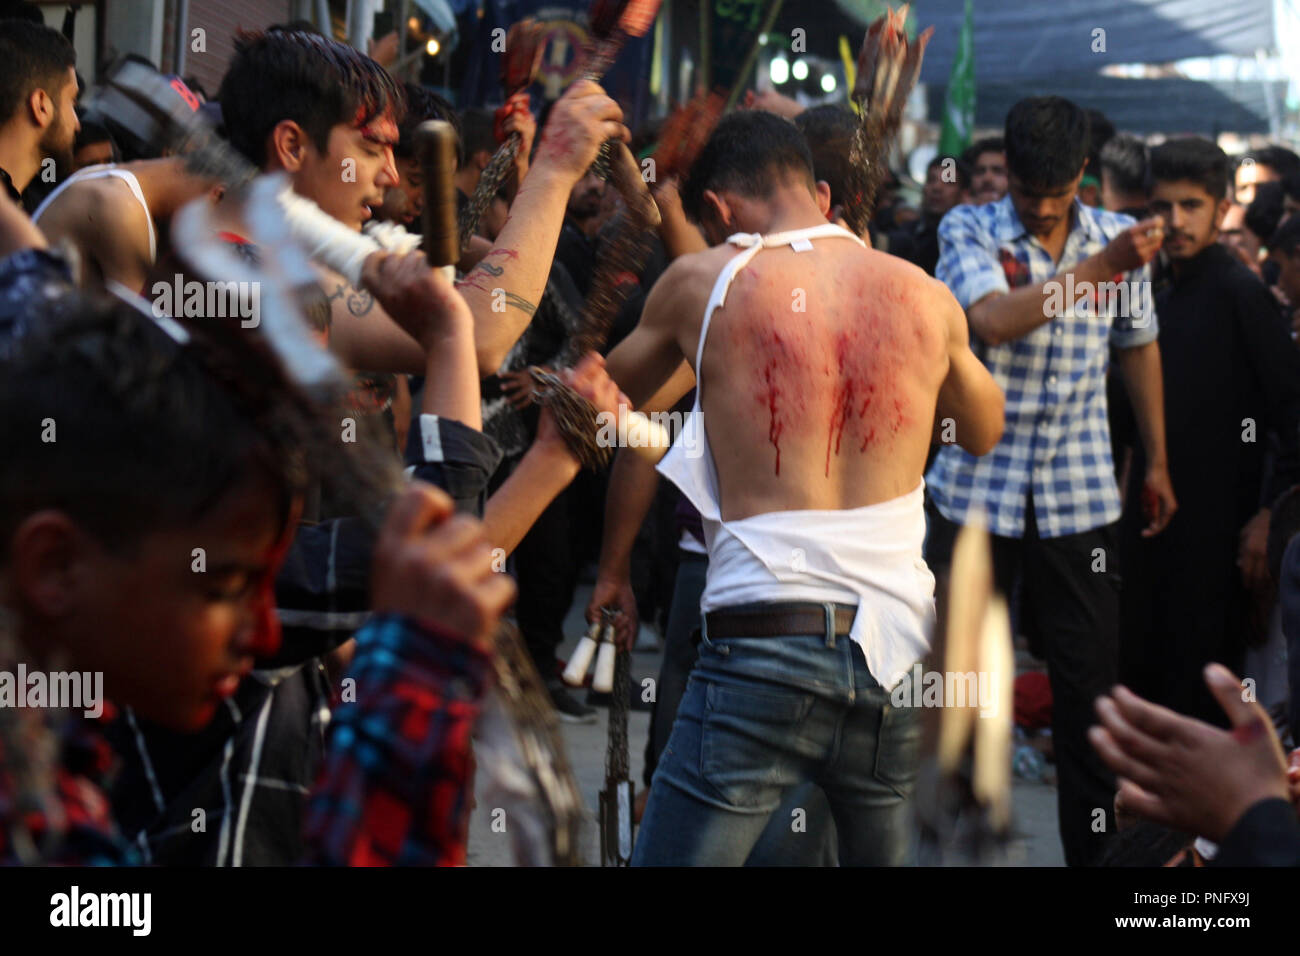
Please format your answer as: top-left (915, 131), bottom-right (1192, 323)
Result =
top-left (645, 246), bottom-right (731, 315)
top-left (659, 244), bottom-right (735, 286)
top-left (39, 175), bottom-right (146, 238)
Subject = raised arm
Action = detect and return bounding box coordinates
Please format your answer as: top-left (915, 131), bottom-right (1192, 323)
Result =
top-left (322, 80), bottom-right (628, 379)
top-left (456, 80), bottom-right (628, 376)
top-left (938, 207), bottom-right (1164, 347)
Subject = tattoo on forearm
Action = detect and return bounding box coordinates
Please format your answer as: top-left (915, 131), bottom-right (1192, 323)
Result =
top-left (456, 247), bottom-right (534, 314)
top-left (503, 292), bottom-right (537, 316)
top-left (327, 282), bottom-right (375, 317)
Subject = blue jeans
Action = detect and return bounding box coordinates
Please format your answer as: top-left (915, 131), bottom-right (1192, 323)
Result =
top-left (632, 603), bottom-right (921, 866)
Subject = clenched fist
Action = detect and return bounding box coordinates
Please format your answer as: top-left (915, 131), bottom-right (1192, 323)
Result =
top-left (1101, 217), bottom-right (1165, 274)
top-left (361, 250), bottom-right (471, 350)
top-left (532, 80), bottom-right (629, 187)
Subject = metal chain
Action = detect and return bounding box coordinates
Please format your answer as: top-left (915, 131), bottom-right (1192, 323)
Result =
top-left (605, 639), bottom-right (631, 786)
top-left (458, 133), bottom-right (521, 252)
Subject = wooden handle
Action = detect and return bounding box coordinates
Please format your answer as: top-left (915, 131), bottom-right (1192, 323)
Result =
top-left (414, 120), bottom-right (460, 267)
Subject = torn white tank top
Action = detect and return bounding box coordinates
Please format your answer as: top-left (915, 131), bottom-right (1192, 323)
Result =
top-left (656, 223), bottom-right (935, 690)
top-left (34, 165), bottom-right (158, 264)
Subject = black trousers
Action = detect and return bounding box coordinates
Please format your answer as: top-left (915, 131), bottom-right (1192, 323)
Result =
top-left (514, 468), bottom-right (605, 674)
top-left (924, 497), bottom-right (1120, 867)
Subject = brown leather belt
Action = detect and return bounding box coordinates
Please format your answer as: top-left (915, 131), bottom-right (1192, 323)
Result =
top-left (703, 602), bottom-right (858, 640)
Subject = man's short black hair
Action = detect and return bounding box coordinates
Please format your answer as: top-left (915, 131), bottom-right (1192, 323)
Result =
top-left (0, 295), bottom-right (311, 561)
top-left (1003, 96), bottom-right (1090, 190)
top-left (1099, 133), bottom-right (1148, 196)
top-left (396, 81), bottom-right (462, 167)
top-left (794, 104), bottom-right (857, 210)
top-left (927, 153), bottom-right (971, 190)
top-left (1147, 136), bottom-right (1231, 201)
top-left (1269, 210), bottom-right (1300, 255)
top-left (218, 29), bottom-right (402, 167)
top-left (681, 110), bottom-right (814, 223)
top-left (0, 18), bottom-right (75, 126)
top-left (961, 136), bottom-right (1003, 168)
top-left (1241, 144), bottom-right (1300, 180)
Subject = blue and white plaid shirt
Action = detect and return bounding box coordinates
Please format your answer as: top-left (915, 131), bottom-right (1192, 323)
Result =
top-left (927, 196), bottom-right (1158, 538)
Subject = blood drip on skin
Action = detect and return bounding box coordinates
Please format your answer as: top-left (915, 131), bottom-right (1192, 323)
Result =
top-left (537, 125), bottom-right (577, 165)
top-left (744, 278), bottom-right (918, 477)
top-left (826, 378), bottom-right (855, 476)
top-left (823, 330), bottom-right (904, 475)
top-left (764, 360), bottom-right (783, 475)
top-left (858, 385), bottom-right (877, 451)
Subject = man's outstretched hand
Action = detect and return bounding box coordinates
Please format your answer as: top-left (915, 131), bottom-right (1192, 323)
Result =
top-left (1089, 664), bottom-right (1288, 842)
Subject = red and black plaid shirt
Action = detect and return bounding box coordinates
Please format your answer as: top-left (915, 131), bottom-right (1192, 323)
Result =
top-left (0, 615), bottom-right (490, 866)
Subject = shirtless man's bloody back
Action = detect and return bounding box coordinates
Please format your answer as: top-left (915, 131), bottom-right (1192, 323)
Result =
top-left (605, 110), bottom-right (1004, 866)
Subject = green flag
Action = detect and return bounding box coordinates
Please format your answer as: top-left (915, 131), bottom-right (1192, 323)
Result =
top-left (939, 0), bottom-right (975, 156)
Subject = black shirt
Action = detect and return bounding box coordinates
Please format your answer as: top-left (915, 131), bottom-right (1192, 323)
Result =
top-left (0, 166), bottom-right (21, 203)
top-left (1126, 243), bottom-right (1300, 541)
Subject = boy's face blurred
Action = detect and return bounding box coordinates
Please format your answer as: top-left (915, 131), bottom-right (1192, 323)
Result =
top-left (292, 114), bottom-right (399, 232)
top-left (922, 163), bottom-right (964, 218)
top-left (1218, 202), bottom-right (1258, 262)
top-left (567, 171), bottom-right (605, 222)
top-left (13, 473), bottom-right (292, 731)
top-left (969, 150), bottom-right (1008, 204)
top-left (72, 138), bottom-right (113, 171)
top-left (1235, 161), bottom-right (1278, 207)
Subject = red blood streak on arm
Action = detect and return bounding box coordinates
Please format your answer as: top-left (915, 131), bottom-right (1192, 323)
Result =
top-left (484, 248), bottom-right (520, 261)
top-left (455, 272), bottom-right (491, 293)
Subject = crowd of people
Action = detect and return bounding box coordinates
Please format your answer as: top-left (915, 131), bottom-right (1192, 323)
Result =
top-left (2, 6), bottom-right (1300, 869)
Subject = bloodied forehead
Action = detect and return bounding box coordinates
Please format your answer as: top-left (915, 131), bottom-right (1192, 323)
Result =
top-left (356, 109), bottom-right (399, 148)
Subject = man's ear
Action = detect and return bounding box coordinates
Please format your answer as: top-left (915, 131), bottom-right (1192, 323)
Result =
top-left (269, 120), bottom-right (310, 172)
top-left (27, 87), bottom-right (54, 130)
top-left (1214, 197), bottom-right (1233, 231)
top-left (703, 189), bottom-right (731, 232)
top-left (9, 511), bottom-right (91, 620)
top-left (814, 180), bottom-right (832, 219)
